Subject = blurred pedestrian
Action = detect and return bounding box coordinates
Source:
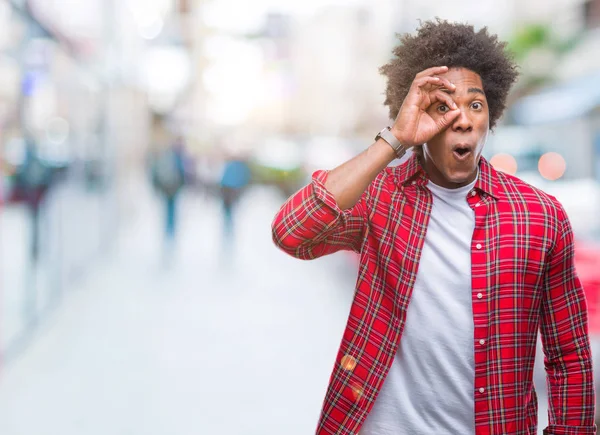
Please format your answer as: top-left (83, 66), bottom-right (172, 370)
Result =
top-left (219, 155), bottom-right (251, 238)
top-left (272, 19), bottom-right (595, 435)
top-left (14, 140), bottom-right (53, 263)
top-left (151, 136), bottom-right (187, 252)
top-left (12, 139), bottom-right (54, 323)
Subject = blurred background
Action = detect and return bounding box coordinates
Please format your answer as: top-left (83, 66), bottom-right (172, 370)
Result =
top-left (0, 0), bottom-right (598, 434)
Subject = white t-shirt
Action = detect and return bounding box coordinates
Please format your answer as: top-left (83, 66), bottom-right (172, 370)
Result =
top-left (361, 177), bottom-right (477, 435)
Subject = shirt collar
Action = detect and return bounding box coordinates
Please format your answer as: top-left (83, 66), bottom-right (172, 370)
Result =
top-left (397, 152), bottom-right (501, 200)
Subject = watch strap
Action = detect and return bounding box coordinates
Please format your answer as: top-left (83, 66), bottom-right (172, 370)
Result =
top-left (375, 127), bottom-right (407, 159)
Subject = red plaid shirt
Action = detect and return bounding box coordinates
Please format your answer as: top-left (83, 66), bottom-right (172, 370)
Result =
top-left (272, 155), bottom-right (596, 435)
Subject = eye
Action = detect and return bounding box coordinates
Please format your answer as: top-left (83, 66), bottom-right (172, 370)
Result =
top-left (471, 102), bottom-right (483, 110)
top-left (437, 104), bottom-right (449, 113)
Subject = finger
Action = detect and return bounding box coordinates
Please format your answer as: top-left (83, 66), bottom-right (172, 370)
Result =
top-left (413, 76), bottom-right (444, 90)
top-left (415, 66), bottom-right (449, 79)
top-left (436, 106), bottom-right (461, 131)
top-left (430, 89), bottom-right (457, 110)
top-left (413, 76), bottom-right (456, 95)
top-left (435, 77), bottom-right (456, 92)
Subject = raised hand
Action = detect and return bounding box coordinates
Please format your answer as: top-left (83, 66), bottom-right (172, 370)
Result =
top-left (391, 66), bottom-right (460, 148)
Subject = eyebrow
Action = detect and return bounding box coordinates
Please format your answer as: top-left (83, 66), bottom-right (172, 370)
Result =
top-left (468, 87), bottom-right (485, 95)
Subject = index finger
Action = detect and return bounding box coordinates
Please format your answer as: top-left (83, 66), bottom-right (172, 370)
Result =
top-left (431, 89), bottom-right (458, 110)
top-left (415, 66), bottom-right (449, 79)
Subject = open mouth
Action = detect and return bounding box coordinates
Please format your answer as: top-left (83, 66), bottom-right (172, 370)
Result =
top-left (453, 146), bottom-right (472, 161)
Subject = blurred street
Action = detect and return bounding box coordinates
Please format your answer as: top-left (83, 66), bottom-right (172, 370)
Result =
top-left (0, 180), bottom-right (358, 435)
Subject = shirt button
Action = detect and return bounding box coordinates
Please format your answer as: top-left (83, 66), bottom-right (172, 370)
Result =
top-left (470, 190), bottom-right (477, 196)
top-left (477, 293), bottom-right (483, 299)
top-left (479, 339), bottom-right (486, 345)
top-left (479, 387), bottom-right (485, 394)
top-left (475, 202), bottom-right (481, 207)
top-left (412, 181), bottom-right (417, 185)
top-left (476, 243), bottom-right (482, 250)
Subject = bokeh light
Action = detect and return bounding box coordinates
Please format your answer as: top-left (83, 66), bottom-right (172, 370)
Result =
top-left (341, 355), bottom-right (357, 371)
top-left (489, 153), bottom-right (518, 175)
top-left (538, 152), bottom-right (567, 181)
top-left (350, 382), bottom-right (363, 401)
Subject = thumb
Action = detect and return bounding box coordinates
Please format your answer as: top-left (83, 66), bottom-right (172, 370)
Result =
top-left (436, 108), bottom-right (460, 131)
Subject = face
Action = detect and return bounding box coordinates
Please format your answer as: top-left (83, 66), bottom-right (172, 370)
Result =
top-left (422, 67), bottom-right (489, 188)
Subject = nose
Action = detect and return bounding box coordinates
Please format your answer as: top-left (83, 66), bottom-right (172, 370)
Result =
top-left (452, 108), bottom-right (473, 132)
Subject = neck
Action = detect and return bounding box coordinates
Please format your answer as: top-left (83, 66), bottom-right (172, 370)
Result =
top-left (419, 154), bottom-right (478, 189)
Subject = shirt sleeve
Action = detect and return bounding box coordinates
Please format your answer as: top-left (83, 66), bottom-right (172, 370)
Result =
top-left (271, 169), bottom-right (369, 260)
top-left (541, 208), bottom-right (597, 435)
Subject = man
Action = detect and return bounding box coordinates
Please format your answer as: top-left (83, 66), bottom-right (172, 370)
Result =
top-left (271, 20), bottom-right (596, 435)
top-left (151, 136), bottom-right (187, 248)
top-left (219, 153), bottom-right (251, 238)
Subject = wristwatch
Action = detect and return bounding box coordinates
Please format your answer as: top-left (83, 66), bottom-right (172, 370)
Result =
top-left (375, 126), bottom-right (408, 159)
